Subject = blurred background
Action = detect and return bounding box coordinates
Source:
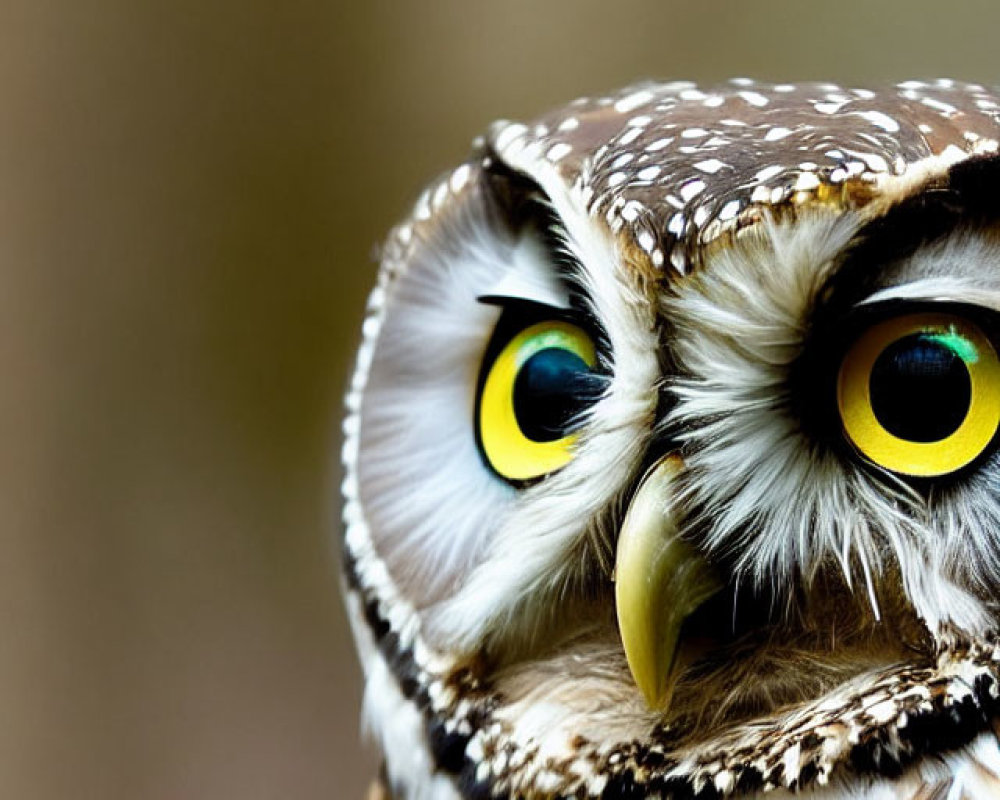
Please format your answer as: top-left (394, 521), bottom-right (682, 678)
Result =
top-left (0, 0), bottom-right (998, 797)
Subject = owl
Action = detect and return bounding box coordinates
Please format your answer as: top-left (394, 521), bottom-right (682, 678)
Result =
top-left (341, 79), bottom-right (1000, 799)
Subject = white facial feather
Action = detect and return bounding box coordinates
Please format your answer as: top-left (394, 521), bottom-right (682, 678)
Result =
top-left (428, 159), bottom-right (661, 654)
top-left (358, 180), bottom-right (516, 609)
top-left (664, 217), bottom-right (1000, 634)
top-left (358, 159), bottom-right (661, 655)
top-left (482, 233), bottom-right (572, 309)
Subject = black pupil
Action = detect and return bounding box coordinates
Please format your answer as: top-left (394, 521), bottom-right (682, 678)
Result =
top-left (513, 348), bottom-right (595, 442)
top-left (868, 334), bottom-right (971, 442)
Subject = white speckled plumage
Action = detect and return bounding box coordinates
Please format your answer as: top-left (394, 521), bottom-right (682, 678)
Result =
top-left (343, 80), bottom-right (1000, 799)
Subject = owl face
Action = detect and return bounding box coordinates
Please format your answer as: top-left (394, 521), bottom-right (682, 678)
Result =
top-left (342, 80), bottom-right (1000, 798)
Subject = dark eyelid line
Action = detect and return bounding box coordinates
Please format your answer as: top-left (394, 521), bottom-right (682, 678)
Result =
top-left (843, 298), bottom-right (1000, 331)
top-left (476, 296), bottom-right (598, 350)
top-left (477, 294), bottom-right (610, 363)
top-left (823, 302), bottom-right (1000, 375)
top-left (476, 294), bottom-right (569, 313)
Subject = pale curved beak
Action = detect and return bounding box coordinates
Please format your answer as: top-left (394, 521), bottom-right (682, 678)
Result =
top-left (613, 454), bottom-right (722, 710)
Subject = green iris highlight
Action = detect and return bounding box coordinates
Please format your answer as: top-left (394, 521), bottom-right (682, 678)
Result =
top-left (926, 327), bottom-right (979, 364)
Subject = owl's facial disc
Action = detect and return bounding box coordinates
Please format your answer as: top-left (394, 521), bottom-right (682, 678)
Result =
top-left (344, 80), bottom-right (1000, 798)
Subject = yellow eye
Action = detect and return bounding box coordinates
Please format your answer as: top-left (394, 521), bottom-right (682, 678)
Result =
top-left (837, 312), bottom-right (1000, 477)
top-left (478, 320), bottom-right (598, 482)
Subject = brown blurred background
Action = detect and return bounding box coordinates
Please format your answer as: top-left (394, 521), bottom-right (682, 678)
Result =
top-left (0, 1), bottom-right (997, 797)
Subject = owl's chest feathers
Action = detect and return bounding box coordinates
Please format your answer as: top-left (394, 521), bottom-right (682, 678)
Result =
top-left (661, 580), bottom-right (930, 737)
top-left (488, 564), bottom-right (927, 735)
top-left (365, 612), bottom-right (1000, 800)
top-left (353, 543), bottom-right (1000, 799)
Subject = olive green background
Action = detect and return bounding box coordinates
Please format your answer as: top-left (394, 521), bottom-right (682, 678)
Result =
top-left (0, 1), bottom-right (997, 797)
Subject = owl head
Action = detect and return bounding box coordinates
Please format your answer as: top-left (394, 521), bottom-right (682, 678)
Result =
top-left (342, 79), bottom-right (1000, 798)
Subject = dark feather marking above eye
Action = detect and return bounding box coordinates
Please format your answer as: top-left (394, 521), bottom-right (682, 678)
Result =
top-left (815, 156), bottom-right (1000, 318)
top-left (483, 157), bottom-right (612, 355)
